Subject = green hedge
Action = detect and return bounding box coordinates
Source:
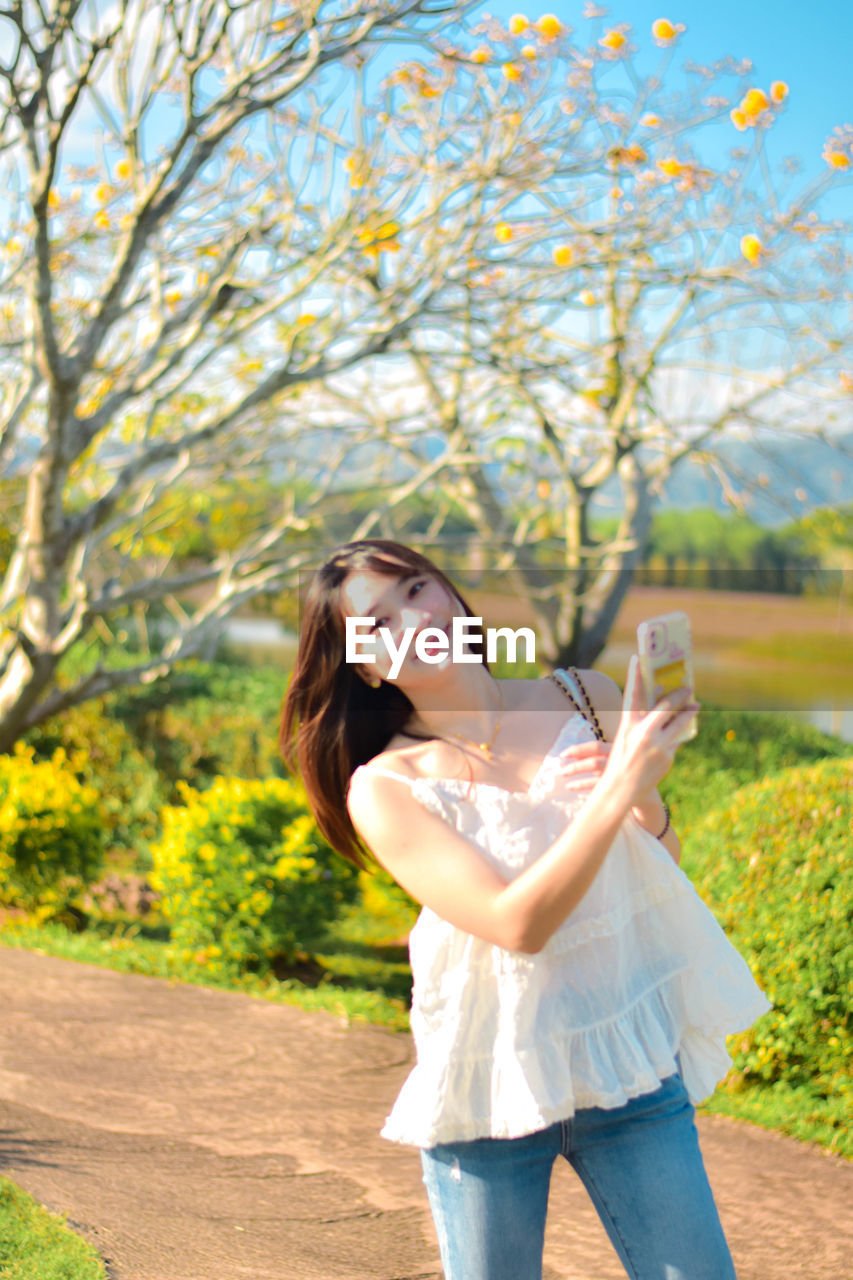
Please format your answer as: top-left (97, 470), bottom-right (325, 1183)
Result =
top-left (662, 704), bottom-right (850, 837)
top-left (151, 775), bottom-right (358, 975)
top-left (0, 746), bottom-right (104, 918)
top-left (107, 662), bottom-right (286, 794)
top-left (27, 701), bottom-right (165, 863)
top-left (688, 758), bottom-right (851, 1151)
top-left (25, 661), bottom-right (287, 868)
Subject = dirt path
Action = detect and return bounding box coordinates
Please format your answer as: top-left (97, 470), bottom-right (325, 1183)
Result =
top-left (0, 947), bottom-right (849, 1280)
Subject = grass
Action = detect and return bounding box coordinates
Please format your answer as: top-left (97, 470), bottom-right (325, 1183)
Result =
top-left (0, 896), bottom-right (414, 1033)
top-left (701, 1079), bottom-right (851, 1157)
top-left (604, 584), bottom-right (853, 703)
top-left (0, 1177), bottom-right (105, 1280)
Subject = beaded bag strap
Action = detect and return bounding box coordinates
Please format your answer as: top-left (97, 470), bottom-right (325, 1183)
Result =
top-left (548, 667), bottom-right (606, 743)
top-left (549, 668), bottom-right (672, 841)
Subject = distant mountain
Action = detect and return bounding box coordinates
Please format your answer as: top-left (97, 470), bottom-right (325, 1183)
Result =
top-left (652, 431), bottom-right (853, 527)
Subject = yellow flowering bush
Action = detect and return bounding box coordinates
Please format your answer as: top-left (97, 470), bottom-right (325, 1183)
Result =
top-left (692, 759), bottom-right (852, 1119)
top-left (151, 775), bottom-right (358, 974)
top-left (26, 701), bottom-right (165, 856)
top-left (0, 745), bottom-right (104, 915)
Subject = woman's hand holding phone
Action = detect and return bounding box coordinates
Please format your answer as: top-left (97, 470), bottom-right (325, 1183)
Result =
top-left (557, 656), bottom-right (698, 804)
top-left (600, 656), bottom-right (699, 809)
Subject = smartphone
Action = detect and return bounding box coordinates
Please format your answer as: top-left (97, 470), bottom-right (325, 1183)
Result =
top-left (636, 611), bottom-right (698, 743)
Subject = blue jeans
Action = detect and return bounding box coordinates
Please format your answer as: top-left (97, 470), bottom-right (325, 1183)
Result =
top-left (420, 1073), bottom-right (736, 1280)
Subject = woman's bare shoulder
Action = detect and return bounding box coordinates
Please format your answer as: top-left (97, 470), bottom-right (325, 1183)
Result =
top-left (575, 667), bottom-right (623, 710)
top-left (348, 733), bottom-right (454, 804)
top-left (550, 667), bottom-right (623, 739)
top-left (349, 739), bottom-right (423, 787)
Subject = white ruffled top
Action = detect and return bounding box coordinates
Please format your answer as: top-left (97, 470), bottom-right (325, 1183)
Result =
top-left (353, 707), bottom-right (770, 1149)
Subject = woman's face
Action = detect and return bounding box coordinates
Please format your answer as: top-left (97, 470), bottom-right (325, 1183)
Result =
top-left (339, 568), bottom-right (463, 685)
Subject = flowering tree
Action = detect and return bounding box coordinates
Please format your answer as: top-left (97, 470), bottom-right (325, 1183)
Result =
top-left (2, 3), bottom-right (852, 751)
top-left (0, 0), bottom-right (474, 750)
top-left (323, 9), bottom-right (853, 665)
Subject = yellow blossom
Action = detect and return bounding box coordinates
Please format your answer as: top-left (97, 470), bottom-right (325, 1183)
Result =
top-left (471, 46), bottom-right (491, 64)
top-left (344, 155), bottom-right (367, 189)
top-left (640, 113), bottom-right (661, 128)
top-left (741, 87), bottom-right (769, 118)
top-left (552, 245), bottom-right (574, 266)
top-left (599, 29), bottom-right (627, 53)
top-left (536, 480), bottom-right (551, 499)
top-left (730, 108), bottom-right (749, 131)
top-left (579, 288), bottom-right (596, 306)
top-left (502, 62), bottom-right (522, 81)
top-left (522, 44), bottom-right (538, 59)
top-left (657, 156), bottom-right (684, 177)
top-left (115, 159), bottom-right (132, 180)
top-left (824, 147), bottom-right (850, 169)
top-left (358, 220), bottom-right (400, 245)
top-left (770, 81), bottom-right (788, 103)
top-left (94, 210), bottom-right (110, 230)
top-left (608, 144), bottom-right (647, 167)
top-left (651, 18), bottom-right (677, 42)
top-left (535, 14), bottom-right (563, 40)
top-left (726, 729), bottom-right (736, 741)
top-left (494, 221), bottom-right (514, 243)
top-left (4, 237), bottom-right (22, 255)
top-left (740, 233), bottom-right (763, 264)
top-left (508, 14), bottom-right (529, 35)
top-left (839, 373), bottom-right (853, 394)
top-left (95, 182), bottom-right (112, 203)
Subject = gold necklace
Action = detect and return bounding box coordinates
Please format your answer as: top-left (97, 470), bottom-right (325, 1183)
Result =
top-left (448, 680), bottom-right (504, 761)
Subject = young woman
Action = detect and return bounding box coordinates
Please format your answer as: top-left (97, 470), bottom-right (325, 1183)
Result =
top-left (281, 539), bottom-right (770, 1280)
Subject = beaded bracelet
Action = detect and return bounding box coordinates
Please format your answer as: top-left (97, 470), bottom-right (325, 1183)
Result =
top-left (655, 803), bottom-right (671, 840)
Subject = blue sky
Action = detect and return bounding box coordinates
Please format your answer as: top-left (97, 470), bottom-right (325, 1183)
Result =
top-left (479, 0), bottom-right (853, 183)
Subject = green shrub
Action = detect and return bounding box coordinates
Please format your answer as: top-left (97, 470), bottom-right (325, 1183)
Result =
top-left (26, 701), bottom-right (165, 864)
top-left (108, 662), bottom-right (286, 795)
top-left (358, 866), bottom-right (419, 939)
top-left (663, 704), bottom-right (850, 836)
top-left (0, 746), bottom-right (105, 917)
top-left (151, 775), bottom-right (358, 974)
top-left (23, 659), bottom-right (287, 870)
top-left (688, 759), bottom-right (851, 1141)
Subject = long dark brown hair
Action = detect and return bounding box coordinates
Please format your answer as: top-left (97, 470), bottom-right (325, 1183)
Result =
top-left (280, 539), bottom-right (485, 865)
